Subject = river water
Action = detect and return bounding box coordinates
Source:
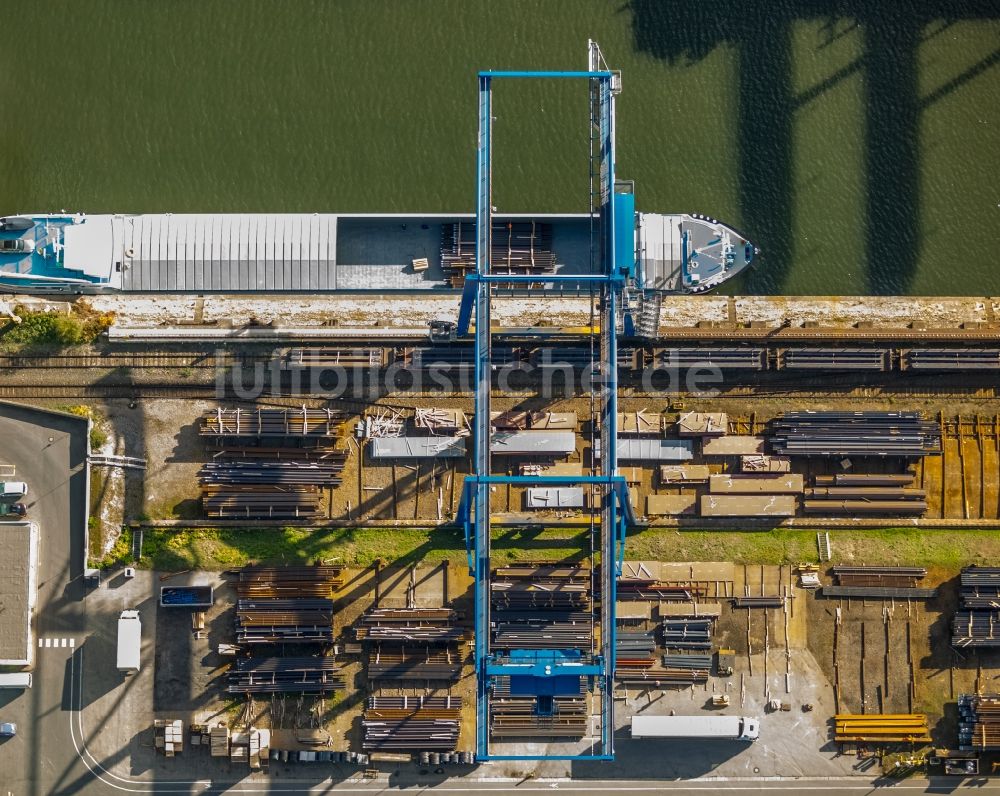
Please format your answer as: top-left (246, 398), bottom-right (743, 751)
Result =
top-left (1, 1), bottom-right (998, 295)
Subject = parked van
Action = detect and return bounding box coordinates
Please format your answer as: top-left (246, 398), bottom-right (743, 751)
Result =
top-left (0, 673), bottom-right (32, 689)
top-left (117, 610), bottom-right (141, 674)
top-left (0, 482), bottom-right (28, 500)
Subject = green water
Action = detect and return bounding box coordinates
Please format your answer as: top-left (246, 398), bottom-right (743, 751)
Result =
top-left (1, 1), bottom-right (998, 295)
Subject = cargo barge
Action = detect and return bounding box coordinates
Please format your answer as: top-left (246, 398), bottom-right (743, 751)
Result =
top-left (0, 211), bottom-right (756, 295)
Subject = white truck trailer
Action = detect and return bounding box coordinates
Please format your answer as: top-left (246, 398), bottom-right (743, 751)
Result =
top-left (117, 610), bottom-right (141, 674)
top-left (631, 714), bottom-right (759, 741)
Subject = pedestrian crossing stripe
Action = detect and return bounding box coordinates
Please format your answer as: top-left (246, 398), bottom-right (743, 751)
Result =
top-left (38, 637), bottom-right (76, 648)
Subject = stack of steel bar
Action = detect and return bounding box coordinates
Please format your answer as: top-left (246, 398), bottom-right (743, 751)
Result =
top-left (821, 565), bottom-right (936, 599)
top-left (234, 566), bottom-right (346, 598)
top-left (489, 689), bottom-right (587, 739)
top-left (662, 618), bottom-right (713, 649)
top-left (953, 567), bottom-right (1000, 646)
top-left (491, 564), bottom-right (593, 652)
top-left (958, 694), bottom-right (1000, 750)
top-left (200, 407), bottom-right (348, 438)
top-left (235, 598), bottom-right (335, 645)
top-left (958, 567), bottom-right (1000, 608)
top-left (367, 646), bottom-right (463, 680)
top-left (362, 696), bottom-right (461, 752)
top-left (733, 596), bottom-right (784, 608)
top-left (356, 607), bottom-right (463, 644)
top-left (833, 714), bottom-right (931, 743)
top-left (658, 347), bottom-right (766, 370)
top-left (200, 408), bottom-right (348, 519)
top-left (614, 631), bottom-right (657, 674)
top-left (804, 474), bottom-right (927, 515)
top-left (226, 657), bottom-right (344, 694)
top-left (199, 461), bottom-right (346, 487)
top-left (782, 347), bottom-right (889, 370)
top-left (616, 579), bottom-right (697, 602)
top-left (906, 348), bottom-right (1000, 370)
top-left (769, 412), bottom-right (941, 457)
top-left (441, 221), bottom-right (556, 287)
top-left (202, 485), bottom-right (323, 519)
top-left (285, 348), bottom-right (388, 368)
top-left (491, 565), bottom-right (591, 610)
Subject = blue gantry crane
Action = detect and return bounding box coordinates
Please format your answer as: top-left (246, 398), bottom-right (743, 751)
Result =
top-left (456, 41), bottom-right (639, 762)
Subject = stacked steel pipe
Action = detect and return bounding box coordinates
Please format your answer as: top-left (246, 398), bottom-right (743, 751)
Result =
top-left (234, 565), bottom-right (345, 598)
top-left (959, 694), bottom-right (1000, 750)
top-left (356, 607), bottom-right (465, 644)
top-left (821, 565), bottom-right (937, 598)
top-left (200, 407), bottom-right (348, 519)
top-left (953, 567), bottom-right (1000, 647)
top-left (491, 564), bottom-right (593, 651)
top-left (367, 646), bottom-right (463, 680)
top-left (226, 657), bottom-right (344, 694)
top-left (803, 472), bottom-right (927, 516)
top-left (362, 696), bottom-right (461, 752)
top-left (490, 678), bottom-right (587, 738)
top-left (662, 617), bottom-right (714, 649)
top-left (441, 221), bottom-right (557, 287)
top-left (235, 598), bottom-right (335, 645)
top-left (769, 411), bottom-right (941, 458)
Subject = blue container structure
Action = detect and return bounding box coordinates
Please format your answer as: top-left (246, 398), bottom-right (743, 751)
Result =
top-left (159, 586), bottom-right (214, 608)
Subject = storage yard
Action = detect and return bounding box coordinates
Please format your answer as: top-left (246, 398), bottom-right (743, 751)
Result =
top-left (2, 298), bottom-right (1000, 782)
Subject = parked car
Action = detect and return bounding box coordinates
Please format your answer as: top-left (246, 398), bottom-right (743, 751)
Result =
top-left (0, 239), bottom-right (33, 254)
top-left (0, 722), bottom-right (16, 737)
top-left (0, 503), bottom-right (26, 517)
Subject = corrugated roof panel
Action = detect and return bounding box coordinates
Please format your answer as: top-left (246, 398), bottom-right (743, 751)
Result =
top-left (490, 431), bottom-right (577, 456)
top-left (369, 437), bottom-right (467, 459)
top-left (616, 438), bottom-right (694, 462)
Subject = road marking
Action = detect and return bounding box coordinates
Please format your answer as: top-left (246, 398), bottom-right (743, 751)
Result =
top-left (40, 636), bottom-right (76, 650)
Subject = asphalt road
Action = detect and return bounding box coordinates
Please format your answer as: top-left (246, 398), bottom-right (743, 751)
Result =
top-left (0, 403), bottom-right (89, 796)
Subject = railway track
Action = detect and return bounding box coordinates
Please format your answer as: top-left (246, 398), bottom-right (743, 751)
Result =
top-left (0, 353), bottom-right (271, 369)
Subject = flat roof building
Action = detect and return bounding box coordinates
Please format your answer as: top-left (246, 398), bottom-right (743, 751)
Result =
top-left (0, 521), bottom-right (39, 666)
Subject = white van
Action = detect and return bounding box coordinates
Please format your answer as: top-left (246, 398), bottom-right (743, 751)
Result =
top-left (0, 672), bottom-right (32, 689)
top-left (0, 481), bottom-right (28, 500)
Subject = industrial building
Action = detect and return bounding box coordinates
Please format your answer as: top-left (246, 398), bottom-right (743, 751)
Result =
top-left (0, 521), bottom-right (39, 666)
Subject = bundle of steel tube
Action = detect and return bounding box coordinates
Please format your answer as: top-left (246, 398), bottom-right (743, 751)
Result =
top-left (235, 598), bottom-right (335, 645)
top-left (615, 665), bottom-right (708, 685)
top-left (201, 407), bottom-right (348, 438)
top-left (441, 221), bottom-right (556, 287)
top-left (360, 607), bottom-right (457, 624)
top-left (662, 618), bottom-right (713, 649)
top-left (959, 694), bottom-right (1000, 750)
top-left (833, 566), bottom-right (927, 588)
top-left (733, 596), bottom-right (784, 608)
top-left (367, 646), bottom-right (463, 681)
top-left (814, 474), bottom-right (916, 487)
top-left (489, 697), bottom-right (587, 738)
top-left (361, 626), bottom-right (466, 643)
top-left (362, 719), bottom-right (459, 751)
top-left (202, 485), bottom-right (323, 519)
top-left (199, 460), bottom-right (346, 487)
top-left (952, 567), bottom-right (1000, 645)
top-left (235, 565), bottom-right (345, 597)
top-left (803, 499), bottom-right (928, 516)
top-left (226, 657), bottom-right (344, 694)
top-left (822, 586), bottom-right (937, 599)
top-left (952, 610), bottom-right (1000, 647)
top-left (769, 411), bottom-right (941, 457)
